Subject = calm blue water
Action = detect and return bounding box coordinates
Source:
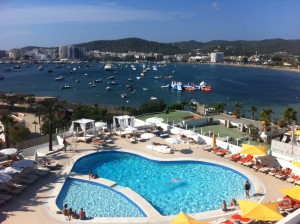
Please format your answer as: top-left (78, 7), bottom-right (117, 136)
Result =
top-left (1, 63), bottom-right (300, 119)
top-left (56, 178), bottom-right (146, 218)
top-left (71, 151), bottom-right (253, 215)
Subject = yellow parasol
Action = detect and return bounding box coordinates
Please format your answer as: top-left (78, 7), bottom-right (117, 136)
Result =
top-left (280, 186), bottom-right (300, 201)
top-left (291, 161), bottom-right (300, 169)
top-left (211, 133), bottom-right (216, 147)
top-left (238, 200), bottom-right (284, 221)
top-left (170, 211), bottom-right (209, 224)
top-left (241, 144), bottom-right (267, 156)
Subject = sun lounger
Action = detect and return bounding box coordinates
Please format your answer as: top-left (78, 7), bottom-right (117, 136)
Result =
top-left (275, 168), bottom-right (293, 180)
top-left (287, 175), bottom-right (299, 183)
top-left (0, 184), bottom-right (22, 194)
top-left (6, 181), bottom-right (27, 190)
top-left (243, 161), bottom-right (255, 167)
top-left (0, 193), bottom-right (13, 201)
top-left (268, 167), bottom-right (282, 176)
top-left (237, 155), bottom-right (253, 164)
top-left (229, 153), bottom-right (242, 161)
top-left (258, 167), bottom-right (272, 173)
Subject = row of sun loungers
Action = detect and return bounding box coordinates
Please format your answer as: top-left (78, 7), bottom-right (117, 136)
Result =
top-left (0, 166), bottom-right (50, 205)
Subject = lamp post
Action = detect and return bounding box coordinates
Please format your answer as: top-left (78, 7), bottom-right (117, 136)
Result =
top-left (32, 121), bottom-right (38, 133)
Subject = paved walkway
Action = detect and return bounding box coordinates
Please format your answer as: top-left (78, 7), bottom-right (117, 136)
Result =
top-left (0, 133), bottom-right (293, 224)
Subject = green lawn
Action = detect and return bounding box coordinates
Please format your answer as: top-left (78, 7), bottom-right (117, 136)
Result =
top-left (137, 110), bottom-right (194, 124)
top-left (194, 124), bottom-right (247, 139)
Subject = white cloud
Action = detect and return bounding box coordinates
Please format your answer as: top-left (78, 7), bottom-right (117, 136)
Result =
top-left (211, 2), bottom-right (220, 11)
top-left (0, 3), bottom-right (185, 25)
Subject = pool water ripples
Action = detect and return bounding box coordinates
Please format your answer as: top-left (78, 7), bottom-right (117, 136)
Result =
top-left (69, 152), bottom-right (253, 216)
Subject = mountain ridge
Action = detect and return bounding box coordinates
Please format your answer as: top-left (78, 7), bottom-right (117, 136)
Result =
top-left (22, 38), bottom-right (300, 55)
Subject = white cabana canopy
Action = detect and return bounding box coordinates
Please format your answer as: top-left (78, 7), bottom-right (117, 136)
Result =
top-left (113, 115), bottom-right (135, 130)
top-left (69, 118), bottom-right (97, 140)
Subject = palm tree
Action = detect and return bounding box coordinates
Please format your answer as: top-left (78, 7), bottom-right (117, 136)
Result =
top-left (233, 102), bottom-right (243, 118)
top-left (249, 106), bottom-right (258, 120)
top-left (215, 102), bottom-right (226, 113)
top-left (260, 108), bottom-right (274, 130)
top-left (0, 109), bottom-right (15, 148)
top-left (37, 98), bottom-right (62, 151)
top-left (280, 107), bottom-right (297, 127)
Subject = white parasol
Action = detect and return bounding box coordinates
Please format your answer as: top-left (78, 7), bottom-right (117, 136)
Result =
top-left (0, 167), bottom-right (22, 175)
top-left (124, 126), bottom-right (138, 132)
top-left (146, 117), bottom-right (164, 124)
top-left (33, 150), bottom-right (39, 163)
top-left (182, 130), bottom-right (196, 137)
top-left (166, 138), bottom-right (181, 145)
top-left (13, 159), bottom-right (36, 168)
top-left (141, 133), bottom-right (155, 140)
top-left (170, 128), bottom-right (183, 135)
top-left (0, 148), bottom-right (17, 155)
top-left (0, 173), bottom-right (12, 183)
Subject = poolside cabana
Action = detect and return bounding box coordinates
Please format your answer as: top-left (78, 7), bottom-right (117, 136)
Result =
top-left (113, 115), bottom-right (135, 130)
top-left (69, 118), bottom-right (97, 142)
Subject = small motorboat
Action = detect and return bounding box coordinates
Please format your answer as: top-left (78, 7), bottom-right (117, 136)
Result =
top-left (61, 84), bottom-right (71, 89)
top-left (143, 88), bottom-right (148, 91)
top-left (76, 79), bottom-right (80, 83)
top-left (94, 79), bottom-right (102, 83)
top-left (161, 84), bottom-right (170, 88)
top-left (54, 76), bottom-right (65, 81)
top-left (108, 76), bottom-right (115, 80)
top-left (150, 97), bottom-right (157, 101)
top-left (121, 93), bottom-right (127, 98)
top-left (106, 86), bottom-right (112, 91)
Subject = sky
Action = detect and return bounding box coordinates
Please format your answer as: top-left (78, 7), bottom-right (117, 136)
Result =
top-left (0, 0), bottom-right (299, 50)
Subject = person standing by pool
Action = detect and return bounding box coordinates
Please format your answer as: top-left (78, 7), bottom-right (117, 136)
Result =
top-left (221, 200), bottom-right (227, 211)
top-left (244, 180), bottom-right (251, 198)
top-left (63, 138), bottom-right (70, 153)
top-left (79, 208), bottom-right (86, 220)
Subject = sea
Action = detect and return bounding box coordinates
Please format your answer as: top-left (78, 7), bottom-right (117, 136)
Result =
top-left (1, 62), bottom-right (300, 120)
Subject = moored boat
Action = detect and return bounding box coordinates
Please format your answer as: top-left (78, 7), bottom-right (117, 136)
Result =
top-left (54, 76), bottom-right (65, 81)
top-left (61, 84), bottom-right (71, 89)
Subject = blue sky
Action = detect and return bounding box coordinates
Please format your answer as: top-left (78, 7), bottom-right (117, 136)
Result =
top-left (0, 0), bottom-right (299, 50)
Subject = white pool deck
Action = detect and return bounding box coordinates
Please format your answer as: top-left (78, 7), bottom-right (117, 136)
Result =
top-left (0, 134), bottom-right (295, 224)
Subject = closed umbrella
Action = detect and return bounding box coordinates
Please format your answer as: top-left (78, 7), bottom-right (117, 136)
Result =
top-left (280, 186), bottom-right (300, 201)
top-left (238, 200), bottom-right (284, 221)
top-left (241, 144), bottom-right (267, 156)
top-left (0, 148), bottom-right (17, 155)
top-left (170, 128), bottom-right (183, 135)
top-left (170, 211), bottom-right (208, 224)
top-left (33, 150), bottom-right (39, 163)
top-left (211, 133), bottom-right (217, 147)
top-left (141, 133), bottom-right (155, 140)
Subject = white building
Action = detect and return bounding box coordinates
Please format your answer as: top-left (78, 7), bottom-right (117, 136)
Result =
top-left (210, 52), bottom-right (224, 63)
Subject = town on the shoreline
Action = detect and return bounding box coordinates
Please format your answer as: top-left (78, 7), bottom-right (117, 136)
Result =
top-left (0, 38), bottom-right (299, 73)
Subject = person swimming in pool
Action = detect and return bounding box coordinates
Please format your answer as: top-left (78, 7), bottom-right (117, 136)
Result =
top-left (165, 178), bottom-right (181, 185)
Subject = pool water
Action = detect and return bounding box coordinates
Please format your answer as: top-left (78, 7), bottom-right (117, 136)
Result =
top-left (70, 152), bottom-right (253, 216)
top-left (56, 178), bottom-right (146, 218)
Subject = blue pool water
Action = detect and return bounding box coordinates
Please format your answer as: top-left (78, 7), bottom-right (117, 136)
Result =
top-left (70, 151), bottom-right (253, 216)
top-left (56, 178), bottom-right (146, 218)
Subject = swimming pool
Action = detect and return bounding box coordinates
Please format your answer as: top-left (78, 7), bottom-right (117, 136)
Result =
top-left (56, 177), bottom-right (146, 218)
top-left (69, 151), bottom-right (253, 216)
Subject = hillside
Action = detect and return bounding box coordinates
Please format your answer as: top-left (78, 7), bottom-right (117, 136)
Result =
top-left (21, 38), bottom-right (300, 55)
top-left (75, 38), bottom-right (185, 55)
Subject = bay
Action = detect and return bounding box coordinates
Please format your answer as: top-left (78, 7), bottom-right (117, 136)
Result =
top-left (1, 62), bottom-right (300, 120)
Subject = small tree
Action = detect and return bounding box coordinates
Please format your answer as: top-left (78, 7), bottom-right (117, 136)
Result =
top-left (249, 106), bottom-right (258, 120)
top-left (233, 102), bottom-right (243, 118)
top-left (279, 107), bottom-right (297, 127)
top-left (9, 126), bottom-right (31, 146)
top-left (260, 108), bottom-right (274, 131)
top-left (214, 102), bottom-right (226, 113)
top-left (0, 109), bottom-right (15, 148)
top-left (37, 98), bottom-right (63, 151)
